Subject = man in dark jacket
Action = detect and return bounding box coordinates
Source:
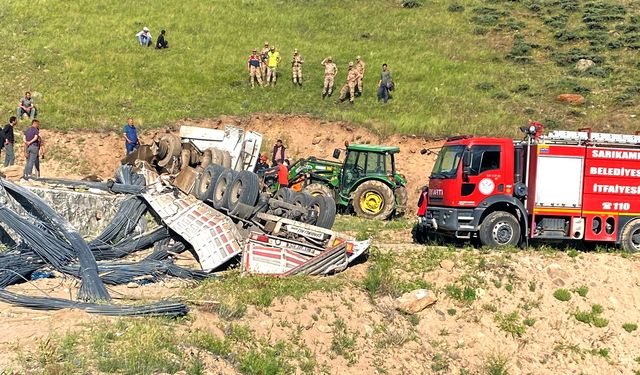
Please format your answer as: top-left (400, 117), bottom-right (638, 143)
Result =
top-left (2, 116), bottom-right (16, 166)
top-left (254, 154), bottom-right (270, 172)
top-left (272, 139), bottom-right (286, 165)
top-left (156, 30), bottom-right (168, 49)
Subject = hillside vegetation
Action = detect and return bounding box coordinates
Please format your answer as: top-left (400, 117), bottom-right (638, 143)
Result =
top-left (0, 0), bottom-right (639, 137)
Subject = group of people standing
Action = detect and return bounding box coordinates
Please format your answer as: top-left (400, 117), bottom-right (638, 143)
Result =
top-left (246, 44), bottom-right (394, 104)
top-left (5, 92), bottom-right (43, 179)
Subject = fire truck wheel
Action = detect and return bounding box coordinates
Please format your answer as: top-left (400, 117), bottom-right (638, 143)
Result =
top-left (212, 169), bottom-right (235, 210)
top-left (479, 211), bottom-right (521, 248)
top-left (228, 171), bottom-right (260, 211)
top-left (194, 164), bottom-right (224, 201)
top-left (310, 195), bottom-right (337, 229)
top-left (620, 219), bottom-right (640, 252)
top-left (353, 181), bottom-right (395, 220)
top-left (274, 187), bottom-right (294, 203)
top-left (304, 183), bottom-right (334, 199)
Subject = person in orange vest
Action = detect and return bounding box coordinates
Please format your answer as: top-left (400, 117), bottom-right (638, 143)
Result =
top-left (417, 186), bottom-right (429, 216)
top-left (277, 159), bottom-right (289, 188)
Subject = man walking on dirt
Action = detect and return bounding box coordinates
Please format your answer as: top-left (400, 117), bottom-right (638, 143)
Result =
top-left (321, 56), bottom-right (337, 99)
top-left (260, 42), bottom-right (270, 81)
top-left (3, 116), bottom-right (16, 167)
top-left (22, 119), bottom-right (40, 179)
top-left (266, 46), bottom-right (281, 86)
top-left (247, 48), bottom-right (264, 88)
top-left (354, 56), bottom-right (366, 96)
top-left (337, 62), bottom-right (358, 105)
top-left (123, 118), bottom-right (139, 155)
top-left (291, 49), bottom-right (304, 86)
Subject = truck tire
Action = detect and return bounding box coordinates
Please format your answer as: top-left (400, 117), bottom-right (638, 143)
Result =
top-left (194, 164), bottom-right (224, 201)
top-left (221, 150), bottom-right (232, 169)
top-left (212, 169), bottom-right (235, 210)
top-left (304, 183), bottom-right (334, 199)
top-left (292, 191), bottom-right (313, 208)
top-left (227, 170), bottom-right (260, 211)
top-left (275, 187), bottom-right (294, 203)
top-left (479, 211), bottom-right (521, 248)
top-left (157, 134), bottom-right (182, 168)
top-left (210, 148), bottom-right (224, 166)
top-left (620, 218), bottom-right (640, 252)
top-left (310, 195), bottom-right (336, 229)
top-left (395, 186), bottom-right (408, 216)
top-left (352, 181), bottom-right (395, 220)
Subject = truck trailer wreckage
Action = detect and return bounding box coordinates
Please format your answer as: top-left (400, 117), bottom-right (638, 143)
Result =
top-left (0, 125), bottom-right (370, 317)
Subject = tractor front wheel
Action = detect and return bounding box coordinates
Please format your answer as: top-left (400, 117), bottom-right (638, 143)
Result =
top-left (352, 181), bottom-right (395, 220)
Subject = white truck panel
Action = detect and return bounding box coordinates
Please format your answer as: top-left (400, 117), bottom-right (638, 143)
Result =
top-left (535, 155), bottom-right (583, 208)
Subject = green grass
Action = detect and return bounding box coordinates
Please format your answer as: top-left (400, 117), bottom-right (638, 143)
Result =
top-left (574, 304), bottom-right (609, 327)
top-left (553, 288), bottom-right (572, 302)
top-left (3, 0), bottom-right (640, 137)
top-left (623, 323), bottom-right (638, 333)
top-left (575, 285), bottom-right (589, 298)
top-left (495, 311), bottom-right (526, 337)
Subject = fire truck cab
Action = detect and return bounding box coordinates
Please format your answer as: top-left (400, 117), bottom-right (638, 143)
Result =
top-left (420, 125), bottom-right (640, 252)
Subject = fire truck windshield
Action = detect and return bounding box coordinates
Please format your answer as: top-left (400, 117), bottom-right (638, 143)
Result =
top-left (430, 145), bottom-right (464, 178)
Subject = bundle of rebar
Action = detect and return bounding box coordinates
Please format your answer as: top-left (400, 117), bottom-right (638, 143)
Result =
top-left (2, 180), bottom-right (110, 302)
top-left (0, 290), bottom-right (188, 317)
top-left (32, 177), bottom-right (145, 195)
top-left (114, 165), bottom-right (146, 187)
top-left (89, 195), bottom-right (148, 247)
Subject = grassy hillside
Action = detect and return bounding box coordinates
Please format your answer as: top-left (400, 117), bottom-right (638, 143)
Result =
top-left (0, 0), bottom-right (638, 137)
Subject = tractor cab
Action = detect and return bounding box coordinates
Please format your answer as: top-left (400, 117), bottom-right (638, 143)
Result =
top-left (332, 144), bottom-right (407, 218)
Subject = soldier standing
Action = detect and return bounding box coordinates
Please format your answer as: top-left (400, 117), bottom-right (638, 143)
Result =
top-left (354, 56), bottom-right (366, 96)
top-left (260, 42), bottom-right (270, 81)
top-left (266, 46), bottom-right (281, 86)
top-left (337, 62), bottom-right (358, 105)
top-left (321, 56), bottom-right (337, 99)
top-left (291, 49), bottom-right (304, 86)
top-left (247, 48), bottom-right (264, 88)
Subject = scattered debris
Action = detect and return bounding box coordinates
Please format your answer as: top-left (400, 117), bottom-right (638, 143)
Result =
top-left (556, 94), bottom-right (586, 105)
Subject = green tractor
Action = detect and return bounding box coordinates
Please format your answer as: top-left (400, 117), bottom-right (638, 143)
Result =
top-left (286, 144), bottom-right (408, 220)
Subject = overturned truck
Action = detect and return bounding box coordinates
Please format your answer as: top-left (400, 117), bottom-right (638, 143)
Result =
top-left (124, 124), bottom-right (367, 275)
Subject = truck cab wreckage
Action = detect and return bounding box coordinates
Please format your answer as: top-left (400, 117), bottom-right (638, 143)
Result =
top-left (0, 125), bottom-right (369, 317)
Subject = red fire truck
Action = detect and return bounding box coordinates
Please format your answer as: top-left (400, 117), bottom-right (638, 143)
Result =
top-left (417, 124), bottom-right (640, 251)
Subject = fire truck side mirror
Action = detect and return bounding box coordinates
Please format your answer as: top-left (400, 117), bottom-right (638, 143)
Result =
top-left (332, 149), bottom-right (341, 159)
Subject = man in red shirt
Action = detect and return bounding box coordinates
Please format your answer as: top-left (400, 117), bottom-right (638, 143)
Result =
top-left (277, 159), bottom-right (289, 188)
top-left (417, 186), bottom-right (428, 216)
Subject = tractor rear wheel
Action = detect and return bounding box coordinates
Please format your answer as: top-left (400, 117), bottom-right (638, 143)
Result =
top-left (352, 181), bottom-right (395, 220)
top-left (620, 218), bottom-right (640, 253)
top-left (304, 183), bottom-right (334, 199)
top-left (478, 211), bottom-right (521, 248)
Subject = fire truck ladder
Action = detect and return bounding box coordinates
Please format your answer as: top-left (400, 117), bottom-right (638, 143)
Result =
top-left (541, 130), bottom-right (640, 146)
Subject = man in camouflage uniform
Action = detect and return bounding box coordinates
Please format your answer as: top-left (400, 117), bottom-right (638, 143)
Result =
top-left (247, 48), bottom-right (264, 88)
top-left (354, 56), bottom-right (366, 97)
top-left (321, 56), bottom-right (337, 99)
top-left (266, 46), bottom-right (281, 86)
top-left (337, 62), bottom-right (358, 105)
top-left (291, 49), bottom-right (304, 86)
top-left (260, 42), bottom-right (270, 82)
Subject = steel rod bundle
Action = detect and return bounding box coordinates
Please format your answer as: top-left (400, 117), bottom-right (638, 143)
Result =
top-left (89, 196), bottom-right (148, 247)
top-left (114, 165), bottom-right (146, 187)
top-left (2, 180), bottom-right (110, 302)
top-left (0, 290), bottom-right (188, 317)
top-left (32, 177), bottom-right (145, 195)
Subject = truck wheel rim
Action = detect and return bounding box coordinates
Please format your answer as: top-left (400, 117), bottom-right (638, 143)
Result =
top-left (492, 221), bottom-right (513, 245)
top-left (360, 191), bottom-right (383, 214)
top-left (631, 231), bottom-right (640, 251)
